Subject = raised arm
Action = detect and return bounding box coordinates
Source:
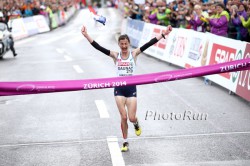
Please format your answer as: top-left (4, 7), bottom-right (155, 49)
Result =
top-left (240, 16), bottom-right (250, 28)
top-left (81, 25), bottom-right (118, 61)
top-left (81, 25), bottom-right (110, 55)
top-left (133, 25), bottom-right (172, 57)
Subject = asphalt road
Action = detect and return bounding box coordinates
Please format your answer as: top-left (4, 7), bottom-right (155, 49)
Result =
top-left (0, 8), bottom-right (250, 166)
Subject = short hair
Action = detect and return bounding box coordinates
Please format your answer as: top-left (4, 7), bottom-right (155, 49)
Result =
top-left (194, 4), bottom-right (202, 10)
top-left (118, 34), bottom-right (130, 43)
top-left (231, 5), bottom-right (238, 11)
top-left (215, 3), bottom-right (225, 10)
top-left (239, 3), bottom-right (247, 11)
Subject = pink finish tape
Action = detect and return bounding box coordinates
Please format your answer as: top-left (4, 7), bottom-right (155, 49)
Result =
top-left (0, 58), bottom-right (249, 96)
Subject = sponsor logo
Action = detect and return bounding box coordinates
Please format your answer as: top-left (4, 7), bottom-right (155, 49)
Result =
top-left (154, 73), bottom-right (193, 83)
top-left (117, 62), bottom-right (130, 66)
top-left (16, 84), bottom-right (55, 92)
top-left (209, 43), bottom-right (237, 79)
top-left (188, 37), bottom-right (202, 61)
top-left (16, 84), bottom-right (35, 92)
top-left (235, 43), bottom-right (250, 101)
top-left (220, 62), bottom-right (250, 73)
top-left (169, 36), bottom-right (187, 58)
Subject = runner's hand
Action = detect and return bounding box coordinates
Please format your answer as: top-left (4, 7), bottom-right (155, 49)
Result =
top-left (162, 25), bottom-right (172, 37)
top-left (81, 26), bottom-right (88, 37)
top-left (166, 25), bottom-right (172, 35)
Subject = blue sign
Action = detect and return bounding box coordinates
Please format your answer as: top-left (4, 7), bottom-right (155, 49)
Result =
top-left (126, 18), bottom-right (145, 48)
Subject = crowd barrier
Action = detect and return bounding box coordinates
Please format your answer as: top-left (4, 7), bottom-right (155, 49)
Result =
top-left (10, 4), bottom-right (80, 40)
top-left (122, 18), bottom-right (250, 102)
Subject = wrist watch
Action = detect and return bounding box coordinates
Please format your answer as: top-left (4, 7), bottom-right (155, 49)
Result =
top-left (161, 34), bottom-right (165, 39)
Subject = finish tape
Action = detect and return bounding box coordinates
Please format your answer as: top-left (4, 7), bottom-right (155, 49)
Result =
top-left (0, 58), bottom-right (249, 96)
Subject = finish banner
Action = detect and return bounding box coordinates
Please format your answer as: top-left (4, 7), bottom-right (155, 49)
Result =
top-left (0, 58), bottom-right (249, 97)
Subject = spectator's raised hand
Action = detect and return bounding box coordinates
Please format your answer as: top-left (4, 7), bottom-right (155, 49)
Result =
top-left (200, 15), bottom-right (209, 23)
top-left (239, 15), bottom-right (244, 21)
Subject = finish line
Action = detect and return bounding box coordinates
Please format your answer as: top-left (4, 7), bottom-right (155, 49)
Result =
top-left (0, 58), bottom-right (249, 96)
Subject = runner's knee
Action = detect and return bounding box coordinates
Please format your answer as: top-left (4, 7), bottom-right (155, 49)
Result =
top-left (121, 114), bottom-right (127, 122)
top-left (128, 116), bottom-right (136, 123)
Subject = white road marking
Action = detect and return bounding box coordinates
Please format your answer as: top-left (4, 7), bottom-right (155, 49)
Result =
top-left (56, 48), bottom-right (72, 61)
top-left (126, 160), bottom-right (250, 166)
top-left (73, 65), bottom-right (84, 73)
top-left (64, 55), bottom-right (72, 61)
top-left (95, 100), bottom-right (109, 118)
top-left (129, 131), bottom-right (250, 140)
top-left (0, 131), bottom-right (249, 148)
top-left (107, 136), bottom-right (125, 166)
top-left (56, 48), bottom-right (64, 54)
top-left (64, 50), bottom-right (71, 56)
top-left (0, 139), bottom-right (107, 148)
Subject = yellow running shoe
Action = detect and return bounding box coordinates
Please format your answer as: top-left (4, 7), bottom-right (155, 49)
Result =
top-left (121, 142), bottom-right (129, 152)
top-left (134, 121), bottom-right (141, 136)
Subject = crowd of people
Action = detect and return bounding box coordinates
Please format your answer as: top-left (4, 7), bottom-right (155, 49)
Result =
top-left (0, 0), bottom-right (80, 20)
top-left (0, 0), bottom-right (81, 57)
top-left (1, 0), bottom-right (249, 42)
top-left (121, 0), bottom-right (250, 42)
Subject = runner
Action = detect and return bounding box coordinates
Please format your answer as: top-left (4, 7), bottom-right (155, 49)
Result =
top-left (81, 25), bottom-right (172, 152)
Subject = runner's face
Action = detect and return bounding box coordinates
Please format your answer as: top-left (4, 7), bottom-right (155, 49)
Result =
top-left (119, 39), bottom-right (130, 54)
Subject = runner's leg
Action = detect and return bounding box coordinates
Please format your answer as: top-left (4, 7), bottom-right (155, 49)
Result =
top-left (115, 96), bottom-right (130, 152)
top-left (115, 96), bottom-right (128, 139)
top-left (127, 97), bottom-right (141, 136)
top-left (126, 97), bottom-right (137, 123)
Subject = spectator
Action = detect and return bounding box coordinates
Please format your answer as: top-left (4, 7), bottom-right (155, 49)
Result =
top-left (226, 0), bottom-right (233, 11)
top-left (231, 3), bottom-right (248, 41)
top-left (12, 5), bottom-right (22, 18)
top-left (127, 1), bottom-right (137, 19)
top-left (228, 5), bottom-right (238, 39)
top-left (131, 4), bottom-right (143, 20)
top-left (46, 3), bottom-right (53, 29)
top-left (187, 1), bottom-right (195, 14)
top-left (146, 0), bottom-right (154, 6)
top-left (206, 3), bottom-right (230, 37)
top-left (202, 2), bottom-right (210, 12)
top-left (123, 2), bottom-right (131, 18)
top-left (39, 5), bottom-right (47, 17)
top-left (0, 0), bottom-right (77, 19)
top-left (142, 5), bottom-right (151, 23)
top-left (169, 1), bottom-right (178, 27)
top-left (242, 0), bottom-right (248, 6)
top-left (148, 3), bottom-right (159, 24)
top-left (176, 3), bottom-right (188, 28)
top-left (207, 3), bottom-right (217, 19)
top-left (32, 1), bottom-right (41, 15)
top-left (188, 4), bottom-right (207, 32)
top-left (156, 2), bottom-right (171, 26)
top-left (239, 5), bottom-right (250, 42)
top-left (24, 2), bottom-right (33, 17)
